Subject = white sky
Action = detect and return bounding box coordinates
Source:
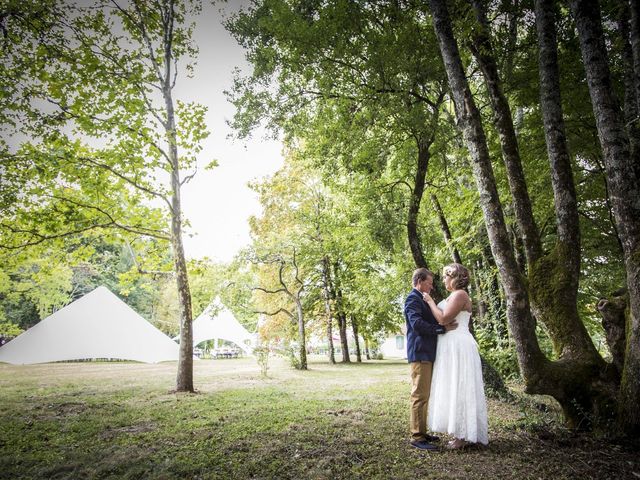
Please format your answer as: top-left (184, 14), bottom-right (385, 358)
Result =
top-left (174, 1), bottom-right (284, 262)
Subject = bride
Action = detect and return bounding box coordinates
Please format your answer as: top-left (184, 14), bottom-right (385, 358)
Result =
top-left (422, 263), bottom-right (489, 449)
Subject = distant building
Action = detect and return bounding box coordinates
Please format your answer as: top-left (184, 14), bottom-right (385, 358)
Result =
top-left (379, 324), bottom-right (407, 359)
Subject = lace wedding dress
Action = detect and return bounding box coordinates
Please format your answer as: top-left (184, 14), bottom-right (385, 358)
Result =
top-left (428, 299), bottom-right (489, 444)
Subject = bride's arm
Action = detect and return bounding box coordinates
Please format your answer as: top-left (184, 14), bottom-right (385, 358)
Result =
top-left (423, 290), bottom-right (469, 325)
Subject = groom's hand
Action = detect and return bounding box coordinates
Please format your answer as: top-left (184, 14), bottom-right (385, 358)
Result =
top-left (444, 322), bottom-right (458, 331)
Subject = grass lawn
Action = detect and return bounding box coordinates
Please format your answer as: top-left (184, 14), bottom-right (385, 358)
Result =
top-left (0, 355), bottom-right (637, 479)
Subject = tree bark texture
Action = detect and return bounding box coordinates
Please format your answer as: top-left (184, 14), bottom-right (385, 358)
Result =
top-left (598, 289), bottom-right (628, 376)
top-left (571, 0), bottom-right (640, 433)
top-left (171, 180), bottom-right (194, 392)
top-left (630, 0), bottom-right (640, 116)
top-left (337, 310), bottom-right (350, 363)
top-left (533, 0), bottom-right (600, 364)
top-left (616, 0), bottom-right (640, 181)
top-left (469, 0), bottom-right (542, 268)
top-left (534, 0), bottom-right (580, 257)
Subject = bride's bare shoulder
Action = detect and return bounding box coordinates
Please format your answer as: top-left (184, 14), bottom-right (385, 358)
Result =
top-left (450, 289), bottom-right (472, 311)
top-left (450, 289), bottom-right (470, 301)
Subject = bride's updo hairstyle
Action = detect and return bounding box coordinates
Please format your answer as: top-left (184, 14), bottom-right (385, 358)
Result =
top-left (443, 263), bottom-right (470, 290)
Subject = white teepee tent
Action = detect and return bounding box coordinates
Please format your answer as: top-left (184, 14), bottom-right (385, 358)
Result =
top-left (192, 302), bottom-right (254, 355)
top-left (0, 286), bottom-right (179, 365)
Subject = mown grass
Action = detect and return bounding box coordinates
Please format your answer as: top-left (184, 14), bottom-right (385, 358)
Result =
top-left (0, 356), bottom-right (637, 479)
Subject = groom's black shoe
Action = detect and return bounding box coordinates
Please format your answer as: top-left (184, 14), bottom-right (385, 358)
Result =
top-left (424, 434), bottom-right (440, 443)
top-left (410, 440), bottom-right (439, 451)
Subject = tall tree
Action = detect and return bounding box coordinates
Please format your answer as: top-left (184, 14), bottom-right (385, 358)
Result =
top-left (251, 250), bottom-right (308, 370)
top-left (570, 0), bottom-right (640, 433)
top-left (427, 0), bottom-right (640, 429)
top-left (428, 0), bottom-right (610, 425)
top-left (226, 0), bottom-right (450, 279)
top-left (532, 0), bottom-right (595, 371)
top-left (1, 0), bottom-right (207, 392)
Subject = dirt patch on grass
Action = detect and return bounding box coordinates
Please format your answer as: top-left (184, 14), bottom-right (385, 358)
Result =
top-left (19, 400), bottom-right (90, 424)
top-left (99, 422), bottom-right (157, 440)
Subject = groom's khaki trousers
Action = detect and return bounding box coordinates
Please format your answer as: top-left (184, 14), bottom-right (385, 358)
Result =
top-left (409, 361), bottom-right (433, 442)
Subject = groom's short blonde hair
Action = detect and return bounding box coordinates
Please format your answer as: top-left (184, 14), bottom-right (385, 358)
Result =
top-left (412, 268), bottom-right (433, 287)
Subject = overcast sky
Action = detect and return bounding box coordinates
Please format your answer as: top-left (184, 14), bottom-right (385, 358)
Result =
top-left (174, 1), bottom-right (284, 262)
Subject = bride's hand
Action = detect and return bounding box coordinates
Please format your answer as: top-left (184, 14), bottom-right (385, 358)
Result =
top-left (422, 292), bottom-right (433, 304)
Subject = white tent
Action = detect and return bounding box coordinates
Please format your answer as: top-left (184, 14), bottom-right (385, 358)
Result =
top-left (192, 302), bottom-right (254, 355)
top-left (0, 286), bottom-right (179, 365)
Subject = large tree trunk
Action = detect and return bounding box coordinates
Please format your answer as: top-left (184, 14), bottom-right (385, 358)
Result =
top-left (470, 1), bottom-right (597, 367)
top-left (630, 0), bottom-right (640, 115)
top-left (533, 0), bottom-right (602, 364)
top-left (321, 256), bottom-right (336, 364)
top-left (616, 0), bottom-right (640, 181)
top-left (428, 0), bottom-right (619, 428)
top-left (171, 186), bottom-right (194, 392)
top-left (571, 0), bottom-right (640, 433)
top-left (597, 289), bottom-right (628, 376)
top-left (630, 0), bottom-right (640, 180)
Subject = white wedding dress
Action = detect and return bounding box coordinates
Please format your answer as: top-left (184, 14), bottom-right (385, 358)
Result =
top-left (428, 299), bottom-right (488, 444)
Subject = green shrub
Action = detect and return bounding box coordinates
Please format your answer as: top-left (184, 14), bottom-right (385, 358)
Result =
top-left (253, 345), bottom-right (271, 377)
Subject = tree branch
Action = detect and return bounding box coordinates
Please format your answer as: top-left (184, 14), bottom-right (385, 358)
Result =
top-left (124, 239), bottom-right (172, 276)
top-left (180, 166), bottom-right (198, 186)
top-left (72, 155), bottom-right (173, 212)
top-left (113, 0), bottom-right (164, 86)
top-left (252, 286), bottom-right (288, 295)
top-left (253, 307), bottom-right (294, 319)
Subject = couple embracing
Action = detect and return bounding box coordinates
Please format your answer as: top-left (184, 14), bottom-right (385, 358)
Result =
top-left (404, 264), bottom-right (488, 451)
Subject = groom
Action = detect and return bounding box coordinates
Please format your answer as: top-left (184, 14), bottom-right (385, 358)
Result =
top-left (404, 268), bottom-right (457, 451)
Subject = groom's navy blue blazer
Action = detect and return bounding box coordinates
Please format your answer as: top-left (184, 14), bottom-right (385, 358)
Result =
top-left (404, 288), bottom-right (445, 363)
